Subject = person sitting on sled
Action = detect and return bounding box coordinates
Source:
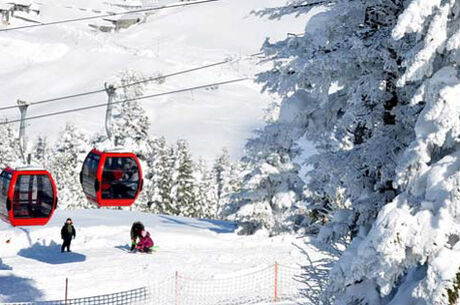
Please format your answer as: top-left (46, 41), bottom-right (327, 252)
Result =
top-left (130, 221), bottom-right (144, 251)
top-left (136, 230), bottom-right (154, 253)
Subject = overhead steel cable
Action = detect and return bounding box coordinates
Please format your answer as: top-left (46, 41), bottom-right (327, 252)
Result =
top-left (0, 88), bottom-right (107, 111)
top-left (0, 52), bottom-right (262, 112)
top-left (0, 0), bottom-right (221, 32)
top-left (117, 58), bottom-right (232, 89)
top-left (0, 77), bottom-right (249, 125)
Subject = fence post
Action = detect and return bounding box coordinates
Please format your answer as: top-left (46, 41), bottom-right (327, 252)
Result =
top-left (65, 277), bottom-right (68, 305)
top-left (274, 262), bottom-right (278, 304)
top-left (175, 271), bottom-right (179, 305)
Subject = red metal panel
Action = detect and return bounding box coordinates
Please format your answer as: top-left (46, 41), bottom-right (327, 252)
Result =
top-left (80, 150), bottom-right (143, 207)
top-left (8, 169), bottom-right (57, 227)
top-left (95, 151), bottom-right (143, 207)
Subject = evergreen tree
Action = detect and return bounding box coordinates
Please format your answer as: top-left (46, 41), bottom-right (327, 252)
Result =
top-left (0, 120), bottom-right (21, 168)
top-left (213, 148), bottom-right (241, 214)
top-left (112, 70), bottom-right (151, 146)
top-left (50, 122), bottom-right (90, 209)
top-left (256, 0), bottom-right (460, 304)
top-left (89, 132), bottom-right (108, 148)
top-left (222, 152), bottom-right (306, 235)
top-left (32, 135), bottom-right (50, 166)
top-left (213, 148), bottom-right (232, 202)
top-left (256, 0), bottom-right (409, 244)
top-left (137, 136), bottom-right (165, 213)
top-left (195, 158), bottom-right (218, 218)
top-left (134, 137), bottom-right (155, 212)
top-left (155, 137), bottom-right (176, 215)
top-left (172, 139), bottom-right (197, 217)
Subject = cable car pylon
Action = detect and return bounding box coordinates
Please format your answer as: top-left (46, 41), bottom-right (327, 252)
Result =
top-left (104, 83), bottom-right (116, 145)
top-left (0, 100), bottom-right (58, 226)
top-left (17, 100), bottom-right (29, 164)
top-left (80, 83), bottom-right (143, 207)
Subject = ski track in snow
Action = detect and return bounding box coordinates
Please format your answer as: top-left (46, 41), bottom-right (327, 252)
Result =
top-left (0, 209), bottom-right (309, 302)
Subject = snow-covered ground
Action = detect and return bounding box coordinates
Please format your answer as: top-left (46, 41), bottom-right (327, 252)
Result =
top-left (0, 0), bottom-right (307, 161)
top-left (0, 209), bottom-right (312, 302)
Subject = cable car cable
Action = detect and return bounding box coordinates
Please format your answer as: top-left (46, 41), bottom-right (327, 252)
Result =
top-left (0, 53), bottom-right (261, 112)
top-left (0, 77), bottom-right (248, 125)
top-left (0, 0), bottom-right (221, 32)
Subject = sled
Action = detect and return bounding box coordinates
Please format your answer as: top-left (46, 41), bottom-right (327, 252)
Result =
top-left (120, 245), bottom-right (159, 253)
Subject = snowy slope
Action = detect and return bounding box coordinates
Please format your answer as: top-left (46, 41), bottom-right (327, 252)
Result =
top-left (0, 0), bottom-right (307, 161)
top-left (0, 209), bottom-right (312, 302)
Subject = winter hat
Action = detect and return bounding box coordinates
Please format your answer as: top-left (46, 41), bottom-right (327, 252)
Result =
top-left (141, 230), bottom-right (147, 238)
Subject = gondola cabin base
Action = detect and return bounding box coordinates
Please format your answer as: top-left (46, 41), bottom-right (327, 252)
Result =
top-left (0, 167), bottom-right (57, 227)
top-left (80, 149), bottom-right (143, 207)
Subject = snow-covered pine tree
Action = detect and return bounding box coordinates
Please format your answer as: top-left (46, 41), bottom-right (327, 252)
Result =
top-left (137, 136), bottom-right (165, 213)
top-left (213, 148), bottom-right (242, 214)
top-left (50, 122), bottom-right (90, 209)
top-left (89, 132), bottom-right (108, 148)
top-left (222, 151), bottom-right (305, 235)
top-left (195, 158), bottom-right (218, 218)
top-left (322, 2), bottom-right (460, 304)
top-left (111, 70), bottom-right (151, 146)
top-left (32, 136), bottom-right (50, 166)
top-left (257, 0), bottom-right (460, 304)
top-left (133, 137), bottom-right (154, 212)
top-left (219, 95), bottom-right (312, 234)
top-left (153, 137), bottom-right (176, 215)
top-left (0, 120), bottom-right (21, 168)
top-left (172, 139), bottom-right (197, 217)
top-left (256, 0), bottom-right (411, 244)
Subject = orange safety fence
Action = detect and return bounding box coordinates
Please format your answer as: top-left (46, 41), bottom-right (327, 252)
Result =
top-left (2, 263), bottom-right (304, 305)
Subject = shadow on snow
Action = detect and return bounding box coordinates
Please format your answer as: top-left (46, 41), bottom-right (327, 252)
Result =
top-left (158, 215), bottom-right (237, 234)
top-left (18, 241), bottom-right (86, 265)
top-left (0, 274), bottom-right (43, 302)
top-left (115, 244), bottom-right (131, 252)
top-left (0, 258), bottom-right (12, 271)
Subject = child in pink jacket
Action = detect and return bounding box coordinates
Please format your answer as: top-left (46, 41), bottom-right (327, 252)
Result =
top-left (136, 230), bottom-right (154, 253)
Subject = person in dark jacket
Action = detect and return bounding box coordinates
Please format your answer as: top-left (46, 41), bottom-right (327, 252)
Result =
top-left (61, 218), bottom-right (76, 253)
top-left (130, 221), bottom-right (144, 251)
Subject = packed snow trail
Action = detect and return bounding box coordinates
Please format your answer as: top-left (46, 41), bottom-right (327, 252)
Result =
top-left (0, 209), bottom-right (309, 302)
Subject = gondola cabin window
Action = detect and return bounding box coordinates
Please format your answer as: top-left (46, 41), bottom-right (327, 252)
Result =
top-left (81, 152), bottom-right (100, 200)
top-left (101, 157), bottom-right (139, 200)
top-left (13, 174), bottom-right (54, 218)
top-left (80, 149), bottom-right (143, 207)
top-left (0, 170), bottom-right (11, 217)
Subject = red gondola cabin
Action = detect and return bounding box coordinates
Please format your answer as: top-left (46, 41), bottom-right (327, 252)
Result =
top-left (0, 167), bottom-right (57, 226)
top-left (80, 149), bottom-right (143, 207)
